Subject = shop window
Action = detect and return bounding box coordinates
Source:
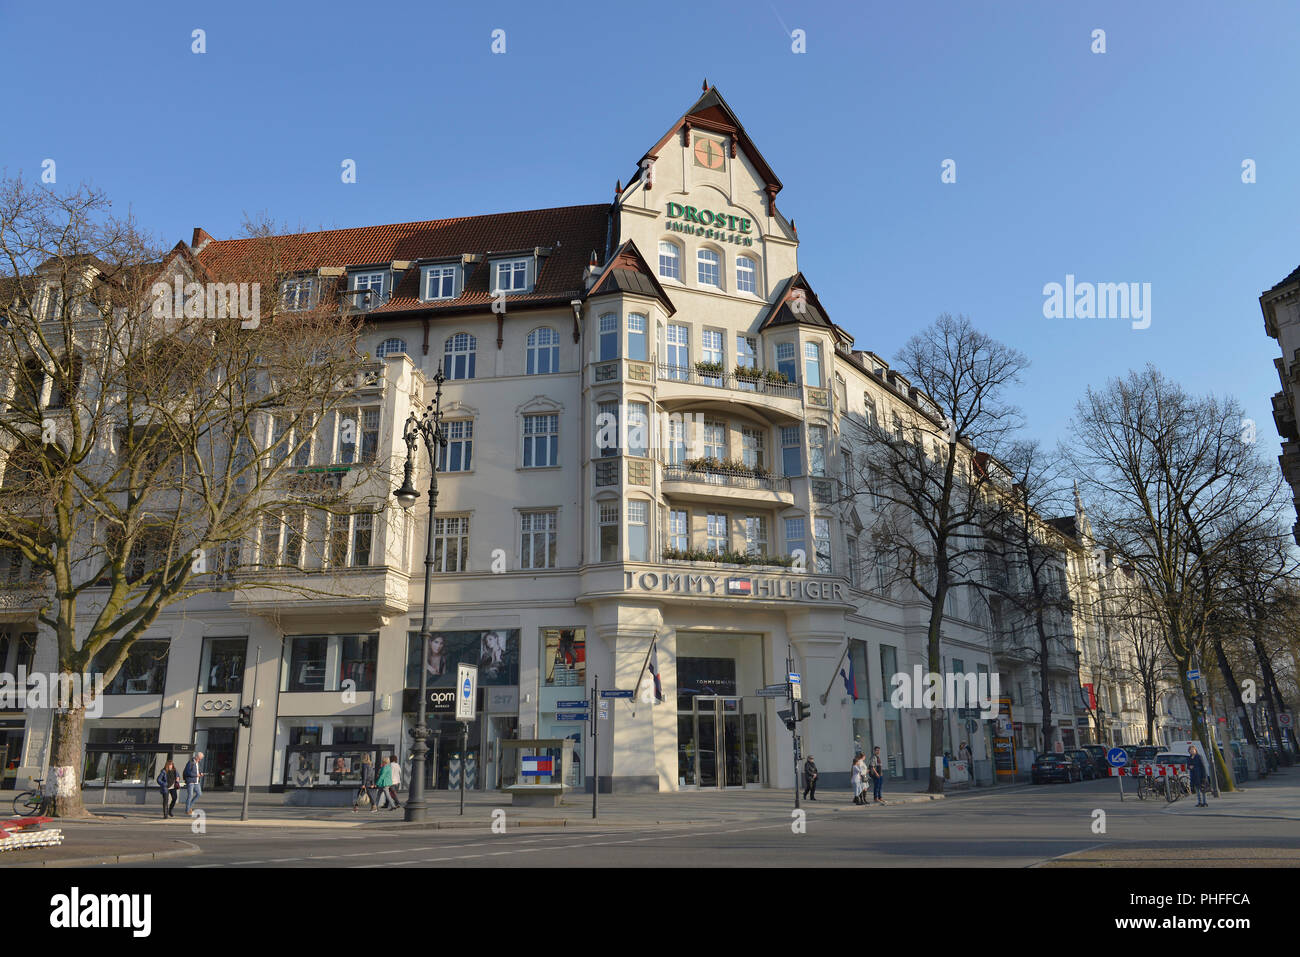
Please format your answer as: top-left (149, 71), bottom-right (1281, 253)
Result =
top-left (93, 640), bottom-right (170, 695)
top-left (541, 628), bottom-right (585, 687)
top-left (198, 637), bottom-right (246, 694)
top-left (281, 634), bottom-right (378, 693)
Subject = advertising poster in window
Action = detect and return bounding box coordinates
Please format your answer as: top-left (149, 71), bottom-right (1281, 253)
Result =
top-left (407, 630), bottom-right (519, 689)
top-left (542, 628), bottom-right (584, 687)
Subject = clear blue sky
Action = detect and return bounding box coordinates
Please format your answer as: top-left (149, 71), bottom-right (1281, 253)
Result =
top-left (4, 0), bottom-right (1298, 449)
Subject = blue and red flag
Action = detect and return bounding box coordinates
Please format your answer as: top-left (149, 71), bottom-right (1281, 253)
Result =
top-left (841, 653), bottom-right (858, 702)
top-left (522, 755), bottom-right (554, 777)
top-left (649, 638), bottom-right (664, 703)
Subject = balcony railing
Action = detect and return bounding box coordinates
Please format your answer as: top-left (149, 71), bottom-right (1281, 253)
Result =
top-left (663, 463), bottom-right (791, 493)
top-left (657, 365), bottom-right (801, 400)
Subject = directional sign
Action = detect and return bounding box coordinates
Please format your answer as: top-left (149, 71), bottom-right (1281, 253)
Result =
top-left (557, 700), bottom-right (589, 709)
top-left (788, 673), bottom-right (801, 683)
top-left (455, 663), bottom-right (477, 721)
top-left (756, 688), bottom-right (787, 697)
top-left (556, 712), bottom-right (589, 721)
top-left (791, 682), bottom-right (802, 701)
top-left (599, 690), bottom-right (634, 699)
top-left (1106, 747), bottom-right (1128, 768)
top-left (760, 683), bottom-right (789, 694)
top-left (1187, 669), bottom-right (1201, 681)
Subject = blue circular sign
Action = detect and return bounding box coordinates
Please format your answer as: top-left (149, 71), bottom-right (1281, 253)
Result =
top-left (1106, 747), bottom-right (1127, 767)
top-left (462, 677), bottom-right (472, 698)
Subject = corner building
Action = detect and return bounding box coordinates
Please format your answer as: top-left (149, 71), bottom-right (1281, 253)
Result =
top-left (13, 87), bottom-right (1080, 797)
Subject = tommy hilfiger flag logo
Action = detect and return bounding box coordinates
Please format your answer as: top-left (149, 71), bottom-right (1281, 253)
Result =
top-left (521, 755), bottom-right (554, 777)
top-left (726, 577), bottom-right (753, 596)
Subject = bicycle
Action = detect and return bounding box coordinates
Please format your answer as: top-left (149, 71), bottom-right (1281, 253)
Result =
top-left (11, 779), bottom-right (46, 817)
top-left (1134, 768), bottom-right (1154, 800)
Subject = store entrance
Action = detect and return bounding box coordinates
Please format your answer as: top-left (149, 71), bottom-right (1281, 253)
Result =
top-left (680, 697), bottom-right (763, 788)
top-left (194, 724), bottom-right (238, 790)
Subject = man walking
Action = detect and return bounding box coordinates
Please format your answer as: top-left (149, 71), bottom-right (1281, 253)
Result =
top-left (1188, 744), bottom-right (1209, 807)
top-left (868, 746), bottom-right (885, 804)
top-left (802, 755), bottom-right (819, 801)
top-left (183, 751), bottom-right (204, 814)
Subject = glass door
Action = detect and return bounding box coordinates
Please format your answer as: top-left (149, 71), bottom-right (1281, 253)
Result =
top-left (691, 697), bottom-right (757, 788)
top-left (696, 704), bottom-right (717, 787)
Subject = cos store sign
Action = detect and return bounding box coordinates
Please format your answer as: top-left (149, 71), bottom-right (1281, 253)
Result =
top-left (197, 697), bottom-right (238, 712)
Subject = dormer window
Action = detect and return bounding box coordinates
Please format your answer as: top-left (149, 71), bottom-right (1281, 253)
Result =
top-left (422, 264), bottom-right (459, 301)
top-left (280, 278), bottom-right (314, 311)
top-left (492, 258), bottom-right (531, 294)
top-left (350, 271), bottom-right (387, 309)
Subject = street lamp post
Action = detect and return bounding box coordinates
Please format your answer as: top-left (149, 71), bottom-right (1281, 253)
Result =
top-left (393, 363), bottom-right (447, 823)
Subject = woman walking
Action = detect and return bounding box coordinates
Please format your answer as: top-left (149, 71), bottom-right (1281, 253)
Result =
top-left (156, 759), bottom-right (181, 818)
top-left (375, 756), bottom-right (394, 809)
top-left (850, 753), bottom-right (866, 805)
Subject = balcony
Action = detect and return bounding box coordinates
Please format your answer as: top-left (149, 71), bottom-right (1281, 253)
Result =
top-left (661, 461), bottom-right (794, 507)
top-left (655, 364), bottom-right (802, 400)
top-left (230, 564), bottom-right (409, 624)
top-left (0, 581), bottom-right (46, 619)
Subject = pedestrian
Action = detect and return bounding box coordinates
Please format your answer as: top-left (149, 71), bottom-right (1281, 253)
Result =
top-left (1187, 744), bottom-right (1209, 807)
top-left (959, 741), bottom-right (974, 782)
top-left (183, 751), bottom-right (204, 814)
top-left (850, 753), bottom-right (866, 805)
top-left (386, 755), bottom-right (402, 809)
top-left (354, 753), bottom-right (377, 812)
top-left (375, 755), bottom-right (393, 809)
top-left (156, 759), bottom-right (181, 818)
top-left (868, 746), bottom-right (885, 803)
top-left (802, 755), bottom-right (819, 801)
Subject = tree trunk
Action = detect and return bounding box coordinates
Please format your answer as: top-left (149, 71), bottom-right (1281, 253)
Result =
top-left (1036, 611), bottom-right (1053, 754)
top-left (49, 707), bottom-right (95, 819)
top-left (1212, 635), bottom-right (1259, 749)
top-left (1181, 674), bottom-right (1235, 793)
top-left (1251, 631), bottom-right (1296, 763)
top-left (927, 590), bottom-right (946, 794)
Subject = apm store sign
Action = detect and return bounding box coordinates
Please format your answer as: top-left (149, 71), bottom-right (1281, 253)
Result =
top-left (664, 202), bottom-right (756, 247)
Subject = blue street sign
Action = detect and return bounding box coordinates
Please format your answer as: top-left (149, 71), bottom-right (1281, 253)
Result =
top-left (1107, 747), bottom-right (1127, 768)
top-left (462, 678), bottom-right (472, 698)
top-left (556, 712), bottom-right (589, 721)
top-left (1187, 669), bottom-right (1201, 681)
top-left (788, 673), bottom-right (801, 683)
top-left (557, 700), bottom-right (589, 709)
top-left (600, 690), bottom-right (634, 699)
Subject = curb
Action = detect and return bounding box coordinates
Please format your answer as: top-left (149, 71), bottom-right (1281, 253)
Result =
top-left (0, 840), bottom-right (201, 868)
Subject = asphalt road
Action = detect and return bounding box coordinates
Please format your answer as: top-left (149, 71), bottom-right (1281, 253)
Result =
top-left (94, 774), bottom-right (1299, 868)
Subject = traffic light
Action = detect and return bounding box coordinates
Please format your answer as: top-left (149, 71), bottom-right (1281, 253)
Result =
top-left (795, 701), bottom-right (811, 723)
top-left (777, 708), bottom-right (795, 731)
top-left (238, 705), bottom-right (252, 728)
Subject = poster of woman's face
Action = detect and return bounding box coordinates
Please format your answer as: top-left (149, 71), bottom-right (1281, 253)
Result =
top-left (412, 630), bottom-right (519, 687)
top-left (426, 635), bottom-right (447, 678)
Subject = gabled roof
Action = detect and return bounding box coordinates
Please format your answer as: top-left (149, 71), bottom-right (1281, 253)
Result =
top-left (758, 272), bottom-right (850, 342)
top-left (584, 239), bottom-right (676, 316)
top-left (194, 204), bottom-right (613, 317)
top-left (638, 85), bottom-right (785, 215)
top-left (1267, 262), bottom-right (1300, 294)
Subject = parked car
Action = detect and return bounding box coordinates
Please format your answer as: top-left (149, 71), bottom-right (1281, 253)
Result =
top-left (1067, 749), bottom-right (1099, 779)
top-left (1031, 753), bottom-right (1081, 784)
top-left (1133, 746), bottom-right (1160, 764)
top-left (1079, 745), bottom-right (1110, 777)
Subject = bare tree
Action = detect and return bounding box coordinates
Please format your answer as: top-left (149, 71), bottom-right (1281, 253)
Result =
top-left (1067, 366), bottom-right (1288, 791)
top-left (0, 178), bottom-right (386, 816)
top-left (843, 314), bottom-right (1027, 793)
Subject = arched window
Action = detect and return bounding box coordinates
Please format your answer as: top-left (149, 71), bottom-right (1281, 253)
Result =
top-left (658, 241), bottom-right (681, 280)
top-left (376, 338), bottom-right (407, 359)
top-left (445, 333), bottom-right (477, 380)
top-left (697, 248), bottom-right (720, 288)
top-left (526, 327), bottom-right (560, 375)
top-left (736, 256), bottom-right (757, 294)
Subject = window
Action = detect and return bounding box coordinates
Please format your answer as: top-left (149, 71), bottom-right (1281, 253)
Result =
top-left (198, 637), bottom-right (246, 694)
top-left (665, 324), bottom-right (689, 378)
top-left (439, 420), bottom-right (473, 472)
top-left (703, 420), bottom-right (727, 460)
top-left (668, 509), bottom-right (688, 551)
top-left (597, 401), bottom-right (619, 457)
top-left (46, 356), bottom-right (82, 410)
top-left (846, 535), bottom-right (859, 584)
top-left (260, 513), bottom-right (283, 567)
top-left (293, 414), bottom-right (316, 468)
top-left (627, 500), bottom-right (649, 561)
top-left (375, 338), bottom-right (406, 359)
top-left (814, 517), bottom-right (831, 573)
top-left (697, 248), bottom-right (720, 287)
top-left (809, 425), bottom-right (827, 476)
top-left (892, 412), bottom-right (905, 441)
top-left (95, 640), bottom-right (170, 695)
top-left (280, 278), bottom-right (313, 311)
top-left (627, 314), bottom-right (648, 361)
top-left (701, 329), bottom-right (724, 382)
top-left (835, 372), bottom-right (847, 409)
top-left (351, 512), bottom-right (373, 566)
top-left (598, 502), bottom-right (619, 562)
top-left (785, 517), bottom-right (807, 565)
top-left (665, 416), bottom-right (686, 465)
top-left (526, 327), bottom-right (560, 375)
top-left (281, 635), bottom-right (377, 693)
top-left (523, 413), bottom-right (559, 468)
top-left (42, 286), bottom-right (61, 321)
top-left (736, 335), bottom-right (757, 370)
top-left (433, 516), bottom-right (470, 572)
top-left (804, 342), bottom-right (823, 388)
top-left (626, 403), bottom-right (649, 458)
top-left (493, 258), bottom-right (530, 293)
top-left (658, 241), bottom-right (681, 280)
top-left (706, 513), bottom-right (728, 554)
top-left (841, 449), bottom-right (854, 484)
top-left (781, 425), bottom-right (801, 477)
top-left (424, 265), bottom-right (458, 301)
top-left (599, 314), bottom-right (618, 362)
top-left (444, 333), bottom-right (476, 380)
top-left (334, 408), bottom-right (380, 465)
top-left (351, 271), bottom-right (386, 308)
top-left (776, 342), bottom-right (797, 383)
top-left (520, 510), bottom-right (558, 569)
top-left (284, 509), bottom-right (306, 568)
top-left (736, 256), bottom-right (756, 293)
top-left (743, 516), bottom-right (767, 557)
top-left (864, 394), bottom-right (879, 428)
top-left (329, 512), bottom-right (371, 568)
top-left (741, 427), bottom-right (765, 470)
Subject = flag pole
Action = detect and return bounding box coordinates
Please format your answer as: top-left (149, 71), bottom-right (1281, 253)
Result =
top-left (819, 641), bottom-right (852, 704)
top-left (633, 632), bottom-right (658, 704)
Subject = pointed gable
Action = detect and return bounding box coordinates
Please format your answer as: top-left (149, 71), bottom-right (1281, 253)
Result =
top-left (585, 239), bottom-right (676, 315)
top-left (758, 272), bottom-right (850, 343)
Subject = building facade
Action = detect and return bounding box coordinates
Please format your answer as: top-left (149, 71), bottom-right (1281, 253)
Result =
top-left (6, 87), bottom-right (1102, 799)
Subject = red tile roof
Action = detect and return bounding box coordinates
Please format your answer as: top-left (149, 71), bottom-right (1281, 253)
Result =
top-left (193, 204), bottom-right (613, 316)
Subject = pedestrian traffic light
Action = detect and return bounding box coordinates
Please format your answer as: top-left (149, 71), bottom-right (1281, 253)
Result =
top-left (795, 701), bottom-right (811, 723)
top-left (777, 708), bottom-right (795, 731)
top-left (238, 705), bottom-right (252, 728)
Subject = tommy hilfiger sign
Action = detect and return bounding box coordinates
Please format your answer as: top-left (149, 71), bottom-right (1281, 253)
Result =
top-left (622, 570), bottom-right (846, 602)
